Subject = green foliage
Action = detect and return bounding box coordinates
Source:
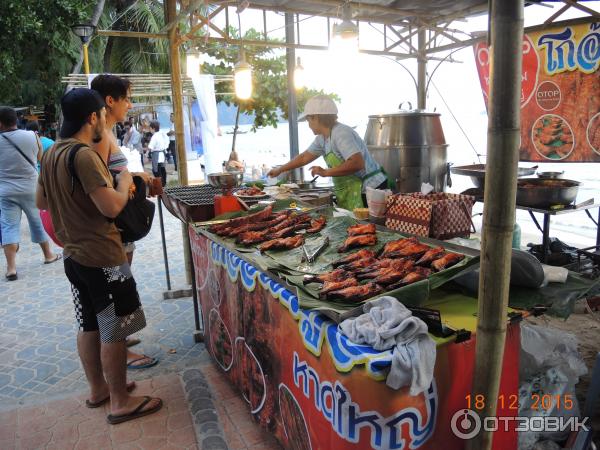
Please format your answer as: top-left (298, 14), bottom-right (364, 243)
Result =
top-left (0, 0), bottom-right (91, 106)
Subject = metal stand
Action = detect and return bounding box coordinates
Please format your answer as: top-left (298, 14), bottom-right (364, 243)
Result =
top-left (157, 197), bottom-right (172, 290)
top-left (187, 231), bottom-right (204, 343)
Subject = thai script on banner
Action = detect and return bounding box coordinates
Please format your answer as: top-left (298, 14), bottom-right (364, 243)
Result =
top-left (292, 352), bottom-right (438, 449)
top-left (209, 241), bottom-right (396, 380)
top-left (538, 23), bottom-right (600, 75)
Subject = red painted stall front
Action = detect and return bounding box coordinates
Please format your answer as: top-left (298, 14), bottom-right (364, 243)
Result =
top-left (190, 228), bottom-right (519, 450)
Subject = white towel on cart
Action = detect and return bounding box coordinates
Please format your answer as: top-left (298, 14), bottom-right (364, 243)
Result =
top-left (339, 296), bottom-right (436, 395)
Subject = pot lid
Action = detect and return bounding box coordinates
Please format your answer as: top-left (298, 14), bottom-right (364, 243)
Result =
top-left (368, 109), bottom-right (441, 118)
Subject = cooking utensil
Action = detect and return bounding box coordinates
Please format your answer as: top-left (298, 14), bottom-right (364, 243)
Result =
top-left (235, 196), bottom-right (250, 211)
top-left (451, 164), bottom-right (538, 188)
top-left (207, 172), bottom-right (244, 191)
top-left (537, 171), bottom-right (564, 179)
top-left (516, 178), bottom-right (580, 208)
top-left (294, 176), bottom-right (319, 190)
top-left (301, 237), bottom-right (330, 264)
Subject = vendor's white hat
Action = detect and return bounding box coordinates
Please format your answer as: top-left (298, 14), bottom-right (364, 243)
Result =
top-left (298, 95), bottom-right (338, 121)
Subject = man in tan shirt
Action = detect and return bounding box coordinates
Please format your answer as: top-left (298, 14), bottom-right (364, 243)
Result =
top-left (36, 88), bottom-right (162, 424)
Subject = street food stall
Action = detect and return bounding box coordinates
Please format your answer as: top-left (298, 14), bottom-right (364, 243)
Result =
top-left (99, 0), bottom-right (600, 448)
top-left (186, 198), bottom-right (521, 450)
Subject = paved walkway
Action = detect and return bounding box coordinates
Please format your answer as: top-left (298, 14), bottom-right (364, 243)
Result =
top-left (0, 184), bottom-right (281, 450)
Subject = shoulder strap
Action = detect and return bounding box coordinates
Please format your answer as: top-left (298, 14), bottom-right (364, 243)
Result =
top-left (66, 143), bottom-right (89, 194)
top-left (1, 133), bottom-right (37, 169)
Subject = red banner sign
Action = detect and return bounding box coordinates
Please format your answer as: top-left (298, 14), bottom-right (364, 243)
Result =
top-left (474, 20), bottom-right (600, 162)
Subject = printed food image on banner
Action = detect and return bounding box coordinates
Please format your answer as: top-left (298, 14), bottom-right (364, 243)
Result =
top-left (279, 383), bottom-right (312, 450)
top-left (474, 19), bottom-right (600, 162)
top-left (588, 112), bottom-right (600, 154)
top-left (531, 114), bottom-right (574, 160)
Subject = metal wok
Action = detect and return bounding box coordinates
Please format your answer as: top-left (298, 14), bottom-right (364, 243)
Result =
top-left (516, 178), bottom-right (580, 208)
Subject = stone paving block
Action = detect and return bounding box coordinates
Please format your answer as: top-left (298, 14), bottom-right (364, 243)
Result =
top-left (33, 362), bottom-right (57, 382)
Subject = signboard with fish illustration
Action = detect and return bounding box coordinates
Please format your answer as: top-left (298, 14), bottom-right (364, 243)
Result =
top-left (474, 19), bottom-right (600, 162)
top-left (189, 228), bottom-right (520, 450)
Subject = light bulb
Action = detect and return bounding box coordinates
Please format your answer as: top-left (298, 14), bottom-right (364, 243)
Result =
top-left (294, 57), bottom-right (305, 89)
top-left (234, 57), bottom-right (252, 100)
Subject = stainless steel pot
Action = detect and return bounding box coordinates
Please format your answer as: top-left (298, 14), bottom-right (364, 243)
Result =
top-left (364, 105), bottom-right (448, 193)
top-left (537, 171), bottom-right (564, 179)
top-left (516, 178), bottom-right (580, 208)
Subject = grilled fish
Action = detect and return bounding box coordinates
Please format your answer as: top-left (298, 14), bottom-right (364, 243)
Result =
top-left (236, 230), bottom-right (269, 245)
top-left (379, 237), bottom-right (419, 257)
top-left (347, 223), bottom-right (376, 236)
top-left (319, 278), bottom-right (360, 297)
top-left (331, 249), bottom-right (376, 268)
top-left (325, 282), bottom-right (383, 302)
top-left (338, 256), bottom-right (377, 273)
top-left (387, 267), bottom-right (432, 290)
top-left (209, 205), bottom-right (273, 232)
top-left (358, 259), bottom-right (414, 281)
top-left (338, 234), bottom-right (378, 253)
top-left (415, 246), bottom-right (445, 266)
top-left (303, 269), bottom-right (348, 285)
top-left (372, 261), bottom-right (416, 285)
top-left (385, 242), bottom-right (431, 259)
top-left (258, 235), bottom-right (305, 252)
top-left (431, 252), bottom-right (465, 271)
top-left (306, 215), bottom-right (327, 234)
top-left (226, 214), bottom-right (289, 237)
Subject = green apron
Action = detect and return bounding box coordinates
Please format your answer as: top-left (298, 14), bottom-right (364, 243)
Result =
top-left (323, 151), bottom-right (368, 210)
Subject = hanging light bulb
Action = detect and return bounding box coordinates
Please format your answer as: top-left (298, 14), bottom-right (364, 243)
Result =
top-left (186, 49), bottom-right (201, 78)
top-left (330, 4), bottom-right (359, 56)
top-left (294, 57), bottom-right (305, 90)
top-left (234, 50), bottom-right (252, 100)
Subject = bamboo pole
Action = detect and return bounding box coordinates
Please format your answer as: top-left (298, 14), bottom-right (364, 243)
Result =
top-left (166, 0), bottom-right (192, 285)
top-left (466, 1), bottom-right (523, 449)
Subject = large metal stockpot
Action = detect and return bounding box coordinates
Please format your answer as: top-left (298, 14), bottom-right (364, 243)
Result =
top-left (364, 107), bottom-right (448, 193)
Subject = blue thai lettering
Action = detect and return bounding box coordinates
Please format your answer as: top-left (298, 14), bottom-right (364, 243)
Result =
top-left (293, 352), bottom-right (309, 395)
top-left (300, 311), bottom-right (327, 356)
top-left (292, 352), bottom-right (437, 449)
top-left (320, 382), bottom-right (334, 420)
top-left (538, 29), bottom-right (575, 73)
top-left (348, 405), bottom-right (384, 447)
top-left (577, 31), bottom-right (600, 72)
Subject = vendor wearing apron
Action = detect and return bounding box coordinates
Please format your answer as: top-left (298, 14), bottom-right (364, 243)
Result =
top-left (267, 95), bottom-right (387, 210)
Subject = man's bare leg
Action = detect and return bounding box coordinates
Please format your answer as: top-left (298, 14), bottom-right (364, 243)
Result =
top-left (102, 341), bottom-right (161, 415)
top-left (77, 330), bottom-right (109, 402)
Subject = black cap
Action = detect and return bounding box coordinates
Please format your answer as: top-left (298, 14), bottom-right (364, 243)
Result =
top-left (60, 88), bottom-right (105, 138)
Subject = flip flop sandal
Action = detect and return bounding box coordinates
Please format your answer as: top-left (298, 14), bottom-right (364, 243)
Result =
top-left (86, 381), bottom-right (137, 408)
top-left (5, 273), bottom-right (17, 281)
top-left (44, 254), bottom-right (62, 264)
top-left (125, 337), bottom-right (141, 347)
top-left (106, 396), bottom-right (163, 425)
top-left (127, 355), bottom-right (159, 370)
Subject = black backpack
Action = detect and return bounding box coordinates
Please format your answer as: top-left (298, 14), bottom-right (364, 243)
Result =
top-left (67, 144), bottom-right (155, 242)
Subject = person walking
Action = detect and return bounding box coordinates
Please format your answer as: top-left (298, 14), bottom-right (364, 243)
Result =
top-left (167, 113), bottom-right (177, 172)
top-left (36, 88), bottom-right (162, 424)
top-left (0, 107), bottom-right (60, 281)
top-left (148, 120), bottom-right (169, 186)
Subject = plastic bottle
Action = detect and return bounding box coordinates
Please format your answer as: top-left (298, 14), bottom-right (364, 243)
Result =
top-left (512, 222), bottom-right (521, 249)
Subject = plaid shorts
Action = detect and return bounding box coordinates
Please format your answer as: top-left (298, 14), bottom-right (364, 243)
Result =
top-left (64, 257), bottom-right (146, 343)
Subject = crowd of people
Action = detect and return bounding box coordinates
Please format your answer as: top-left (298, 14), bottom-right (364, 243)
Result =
top-left (1, 74), bottom-right (171, 425)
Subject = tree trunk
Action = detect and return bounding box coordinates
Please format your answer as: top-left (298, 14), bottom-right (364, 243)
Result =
top-left (103, 36), bottom-right (114, 71)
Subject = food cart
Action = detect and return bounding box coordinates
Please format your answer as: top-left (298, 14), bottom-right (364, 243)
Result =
top-left (187, 203), bottom-right (521, 450)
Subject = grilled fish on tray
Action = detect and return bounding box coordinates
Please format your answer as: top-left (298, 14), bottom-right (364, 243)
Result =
top-left (324, 282), bottom-right (383, 302)
top-left (378, 237), bottom-right (418, 257)
top-left (319, 278), bottom-right (360, 297)
top-left (415, 246), bottom-right (445, 266)
top-left (338, 256), bottom-right (377, 272)
top-left (385, 242), bottom-right (431, 259)
top-left (258, 235), bottom-right (305, 252)
top-left (209, 205), bottom-right (273, 233)
top-left (306, 215), bottom-right (327, 234)
top-left (338, 234), bottom-right (378, 253)
top-left (386, 267), bottom-right (432, 290)
top-left (347, 223), bottom-right (376, 236)
top-left (331, 249), bottom-right (376, 268)
top-left (431, 252), bottom-right (465, 271)
top-left (303, 268), bottom-right (348, 285)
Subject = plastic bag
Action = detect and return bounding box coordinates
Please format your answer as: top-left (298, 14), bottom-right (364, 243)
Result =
top-left (365, 186), bottom-right (392, 217)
